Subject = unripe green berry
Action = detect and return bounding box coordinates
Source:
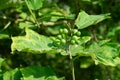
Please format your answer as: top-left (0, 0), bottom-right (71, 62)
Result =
top-left (72, 29), bottom-right (78, 34)
top-left (51, 37), bottom-right (56, 41)
top-left (55, 39), bottom-right (60, 43)
top-left (71, 40), bottom-right (76, 45)
top-left (75, 40), bottom-right (80, 44)
top-left (59, 29), bottom-right (64, 34)
top-left (53, 39), bottom-right (60, 46)
top-left (72, 36), bottom-right (79, 40)
top-left (76, 31), bottom-right (81, 36)
top-left (61, 39), bottom-right (66, 44)
top-left (63, 28), bottom-right (68, 34)
top-left (57, 35), bottom-right (62, 39)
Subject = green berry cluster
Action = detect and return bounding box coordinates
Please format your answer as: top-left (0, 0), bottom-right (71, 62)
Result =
top-left (70, 29), bottom-right (81, 45)
top-left (52, 28), bottom-right (81, 46)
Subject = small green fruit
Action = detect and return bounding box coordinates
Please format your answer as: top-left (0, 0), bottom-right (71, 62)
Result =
top-left (57, 35), bottom-right (62, 39)
top-left (61, 39), bottom-right (66, 44)
top-left (63, 28), bottom-right (68, 34)
top-left (75, 40), bottom-right (80, 44)
top-left (53, 39), bottom-right (60, 46)
top-left (71, 40), bottom-right (76, 45)
top-left (51, 37), bottom-right (56, 41)
top-left (76, 31), bottom-right (81, 36)
top-left (59, 29), bottom-right (64, 34)
top-left (72, 29), bottom-right (78, 34)
top-left (72, 36), bottom-right (78, 40)
top-left (55, 39), bottom-right (60, 43)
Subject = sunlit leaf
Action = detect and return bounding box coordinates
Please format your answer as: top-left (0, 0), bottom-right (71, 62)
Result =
top-left (87, 42), bottom-right (120, 66)
top-left (11, 28), bottom-right (53, 53)
top-left (80, 36), bottom-right (91, 44)
top-left (3, 68), bottom-right (22, 80)
top-left (75, 11), bottom-right (110, 29)
top-left (19, 22), bottom-right (35, 29)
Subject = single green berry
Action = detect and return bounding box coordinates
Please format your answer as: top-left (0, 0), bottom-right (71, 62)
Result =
top-left (71, 40), bottom-right (76, 45)
top-left (55, 39), bottom-right (60, 43)
top-left (54, 41), bottom-right (60, 46)
top-left (59, 29), bottom-right (64, 34)
top-left (72, 29), bottom-right (78, 34)
top-left (72, 36), bottom-right (79, 40)
top-left (57, 35), bottom-right (62, 39)
top-left (61, 39), bottom-right (66, 44)
top-left (76, 31), bottom-right (81, 36)
top-left (56, 42), bottom-right (60, 45)
top-left (75, 40), bottom-right (80, 44)
top-left (53, 39), bottom-right (60, 46)
top-left (63, 28), bottom-right (68, 34)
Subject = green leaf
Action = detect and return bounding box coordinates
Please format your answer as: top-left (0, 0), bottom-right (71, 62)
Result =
top-left (3, 68), bottom-right (22, 80)
top-left (0, 34), bottom-right (9, 39)
top-left (75, 11), bottom-right (110, 29)
top-left (87, 42), bottom-right (120, 66)
top-left (0, 58), bottom-right (4, 68)
top-left (0, 70), bottom-right (3, 80)
top-left (19, 22), bottom-right (35, 29)
top-left (27, 0), bottom-right (44, 10)
top-left (45, 76), bottom-right (64, 80)
top-left (20, 66), bottom-right (56, 80)
top-left (11, 28), bottom-right (53, 53)
top-left (60, 44), bottom-right (85, 56)
top-left (0, 0), bottom-right (23, 10)
top-left (80, 36), bottom-right (91, 44)
top-left (59, 36), bottom-right (91, 56)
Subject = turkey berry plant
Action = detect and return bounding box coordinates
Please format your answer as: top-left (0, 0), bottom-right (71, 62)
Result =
top-left (52, 26), bottom-right (82, 80)
top-left (1, 0), bottom-right (119, 80)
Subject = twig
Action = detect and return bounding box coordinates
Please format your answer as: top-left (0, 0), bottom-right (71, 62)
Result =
top-left (24, 0), bottom-right (40, 28)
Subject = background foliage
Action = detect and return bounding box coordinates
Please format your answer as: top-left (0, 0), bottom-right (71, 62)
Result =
top-left (0, 0), bottom-right (120, 80)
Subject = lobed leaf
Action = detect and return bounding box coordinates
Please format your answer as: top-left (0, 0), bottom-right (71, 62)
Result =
top-left (75, 11), bottom-right (110, 29)
top-left (11, 28), bottom-right (53, 53)
top-left (87, 42), bottom-right (120, 66)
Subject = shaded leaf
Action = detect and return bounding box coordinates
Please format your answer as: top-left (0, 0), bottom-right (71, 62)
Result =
top-left (20, 66), bottom-right (55, 80)
top-left (0, 34), bottom-right (9, 39)
top-left (0, 0), bottom-right (23, 10)
top-left (0, 58), bottom-right (4, 68)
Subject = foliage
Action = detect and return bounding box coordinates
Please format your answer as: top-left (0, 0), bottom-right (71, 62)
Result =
top-left (0, 0), bottom-right (120, 80)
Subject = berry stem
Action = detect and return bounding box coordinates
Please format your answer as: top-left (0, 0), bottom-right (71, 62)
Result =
top-left (65, 22), bottom-right (75, 80)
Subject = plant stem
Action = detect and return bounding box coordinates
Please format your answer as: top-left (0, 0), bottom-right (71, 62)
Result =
top-left (66, 46), bottom-right (75, 80)
top-left (24, 0), bottom-right (40, 28)
top-left (70, 53), bottom-right (75, 80)
top-left (65, 22), bottom-right (75, 80)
